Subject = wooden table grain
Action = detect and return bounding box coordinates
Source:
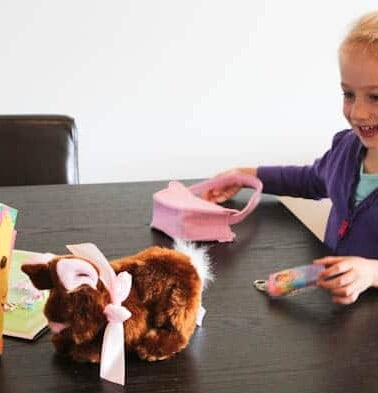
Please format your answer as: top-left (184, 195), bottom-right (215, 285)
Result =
top-left (0, 182), bottom-right (377, 393)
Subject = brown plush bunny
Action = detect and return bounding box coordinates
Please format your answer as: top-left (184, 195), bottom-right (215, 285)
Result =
top-left (21, 241), bottom-right (212, 365)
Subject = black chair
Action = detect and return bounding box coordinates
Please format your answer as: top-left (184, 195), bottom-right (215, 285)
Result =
top-left (0, 115), bottom-right (79, 186)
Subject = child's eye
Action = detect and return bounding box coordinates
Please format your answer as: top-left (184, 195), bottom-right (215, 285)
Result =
top-left (343, 91), bottom-right (354, 100)
top-left (369, 94), bottom-right (378, 102)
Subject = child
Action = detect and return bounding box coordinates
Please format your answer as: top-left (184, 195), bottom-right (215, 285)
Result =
top-left (203, 11), bottom-right (378, 305)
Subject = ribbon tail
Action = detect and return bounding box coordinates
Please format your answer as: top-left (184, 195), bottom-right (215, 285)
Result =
top-left (100, 322), bottom-right (125, 385)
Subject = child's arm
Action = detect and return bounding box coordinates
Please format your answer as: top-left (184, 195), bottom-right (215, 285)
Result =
top-left (314, 256), bottom-right (378, 304)
top-left (202, 160), bottom-right (329, 202)
top-left (203, 131), bottom-right (356, 203)
top-left (202, 162), bottom-right (329, 202)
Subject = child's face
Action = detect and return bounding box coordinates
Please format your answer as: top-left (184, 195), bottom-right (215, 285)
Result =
top-left (340, 48), bottom-right (378, 150)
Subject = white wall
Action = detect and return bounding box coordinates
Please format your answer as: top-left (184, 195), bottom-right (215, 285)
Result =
top-left (0, 1), bottom-right (377, 183)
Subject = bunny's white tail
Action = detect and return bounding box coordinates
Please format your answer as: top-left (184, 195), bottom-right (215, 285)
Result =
top-left (173, 239), bottom-right (214, 290)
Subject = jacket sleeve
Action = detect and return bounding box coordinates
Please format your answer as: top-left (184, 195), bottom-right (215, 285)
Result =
top-left (257, 131), bottom-right (346, 200)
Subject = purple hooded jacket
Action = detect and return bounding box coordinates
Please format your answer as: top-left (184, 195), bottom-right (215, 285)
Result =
top-left (257, 129), bottom-right (378, 258)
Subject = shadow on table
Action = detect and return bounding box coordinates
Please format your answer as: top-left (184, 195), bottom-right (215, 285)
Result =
top-left (261, 286), bottom-right (378, 328)
top-left (49, 347), bottom-right (200, 393)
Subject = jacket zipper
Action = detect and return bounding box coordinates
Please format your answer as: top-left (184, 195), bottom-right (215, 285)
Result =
top-left (335, 145), bottom-right (364, 249)
top-left (338, 219), bottom-right (349, 238)
top-left (337, 181), bottom-right (378, 243)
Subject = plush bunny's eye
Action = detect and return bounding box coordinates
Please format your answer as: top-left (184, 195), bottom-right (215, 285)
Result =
top-left (0, 256), bottom-right (7, 269)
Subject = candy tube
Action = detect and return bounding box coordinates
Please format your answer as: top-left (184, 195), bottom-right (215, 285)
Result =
top-left (267, 264), bottom-right (324, 297)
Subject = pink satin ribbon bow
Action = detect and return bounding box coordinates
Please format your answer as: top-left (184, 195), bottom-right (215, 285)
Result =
top-left (65, 243), bottom-right (132, 385)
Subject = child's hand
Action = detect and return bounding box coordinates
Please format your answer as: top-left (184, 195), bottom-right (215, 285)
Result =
top-left (202, 167), bottom-right (257, 203)
top-left (314, 256), bottom-right (378, 304)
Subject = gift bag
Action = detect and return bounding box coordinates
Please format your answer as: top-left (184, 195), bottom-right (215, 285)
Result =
top-left (151, 173), bottom-right (263, 242)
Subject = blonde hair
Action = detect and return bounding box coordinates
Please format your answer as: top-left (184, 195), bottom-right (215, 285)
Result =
top-left (340, 11), bottom-right (378, 58)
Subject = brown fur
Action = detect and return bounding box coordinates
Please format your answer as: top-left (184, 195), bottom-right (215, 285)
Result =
top-left (21, 246), bottom-right (202, 363)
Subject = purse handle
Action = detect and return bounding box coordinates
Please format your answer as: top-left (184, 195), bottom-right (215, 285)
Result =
top-left (188, 173), bottom-right (263, 225)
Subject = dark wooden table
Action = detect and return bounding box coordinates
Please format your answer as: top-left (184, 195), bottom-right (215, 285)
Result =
top-left (1, 182), bottom-right (377, 393)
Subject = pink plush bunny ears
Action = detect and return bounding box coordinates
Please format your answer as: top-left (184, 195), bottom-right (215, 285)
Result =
top-left (56, 258), bottom-right (99, 290)
top-left (151, 173), bottom-right (263, 242)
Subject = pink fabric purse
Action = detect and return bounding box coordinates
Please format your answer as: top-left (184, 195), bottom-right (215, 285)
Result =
top-left (151, 173), bottom-right (263, 242)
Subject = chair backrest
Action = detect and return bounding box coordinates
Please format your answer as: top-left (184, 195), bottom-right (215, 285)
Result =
top-left (0, 115), bottom-right (79, 186)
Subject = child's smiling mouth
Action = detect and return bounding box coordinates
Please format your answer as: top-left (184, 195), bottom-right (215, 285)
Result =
top-left (357, 125), bottom-right (378, 138)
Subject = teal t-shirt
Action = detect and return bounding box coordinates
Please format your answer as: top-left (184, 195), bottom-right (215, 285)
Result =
top-left (355, 163), bottom-right (378, 205)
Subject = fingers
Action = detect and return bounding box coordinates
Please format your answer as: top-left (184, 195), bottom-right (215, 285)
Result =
top-left (202, 167), bottom-right (256, 202)
top-left (328, 282), bottom-right (361, 298)
top-left (314, 256), bottom-right (359, 305)
top-left (313, 256), bottom-right (344, 266)
top-left (202, 185), bottom-right (241, 203)
top-left (318, 260), bottom-right (352, 281)
top-left (331, 293), bottom-right (359, 305)
top-left (318, 269), bottom-right (355, 289)
top-left (202, 190), bottom-right (220, 202)
top-left (220, 185), bottom-right (241, 201)
top-left (318, 271), bottom-right (361, 305)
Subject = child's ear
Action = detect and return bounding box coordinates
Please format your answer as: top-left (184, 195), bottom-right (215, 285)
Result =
top-left (21, 263), bottom-right (53, 290)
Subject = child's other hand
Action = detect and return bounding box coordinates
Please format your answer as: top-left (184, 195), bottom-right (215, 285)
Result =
top-left (314, 256), bottom-right (378, 304)
top-left (202, 167), bottom-right (257, 203)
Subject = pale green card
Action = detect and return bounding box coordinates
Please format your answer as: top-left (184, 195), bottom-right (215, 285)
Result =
top-left (4, 250), bottom-right (48, 340)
